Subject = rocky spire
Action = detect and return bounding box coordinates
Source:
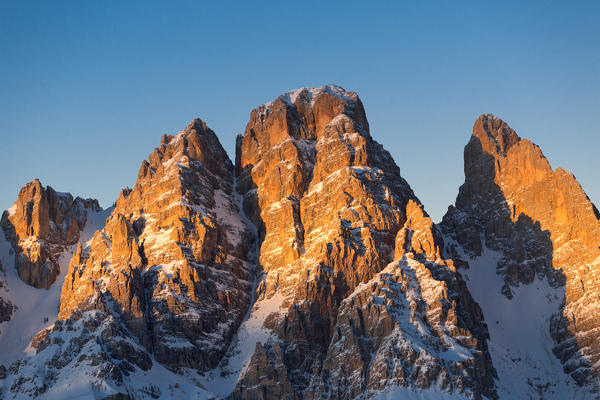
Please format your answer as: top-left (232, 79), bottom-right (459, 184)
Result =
top-left (0, 179), bottom-right (100, 289)
top-left (57, 118), bottom-right (255, 372)
top-left (442, 114), bottom-right (600, 395)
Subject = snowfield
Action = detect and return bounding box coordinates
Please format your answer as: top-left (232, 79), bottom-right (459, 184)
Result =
top-left (457, 245), bottom-right (591, 400)
top-left (0, 207), bottom-right (111, 367)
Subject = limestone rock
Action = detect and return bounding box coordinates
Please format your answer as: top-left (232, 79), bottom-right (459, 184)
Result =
top-left (232, 85), bottom-right (496, 399)
top-left (0, 179), bottom-right (100, 289)
top-left (304, 200), bottom-right (495, 400)
top-left (442, 114), bottom-right (600, 393)
top-left (58, 118), bottom-right (255, 373)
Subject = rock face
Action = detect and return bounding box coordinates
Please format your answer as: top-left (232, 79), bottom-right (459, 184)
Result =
top-left (303, 200), bottom-right (496, 399)
top-left (1, 119), bottom-right (255, 399)
top-left (58, 119), bottom-right (254, 372)
top-left (231, 85), bottom-right (496, 399)
top-left (442, 114), bottom-right (600, 394)
top-left (0, 180), bottom-right (100, 289)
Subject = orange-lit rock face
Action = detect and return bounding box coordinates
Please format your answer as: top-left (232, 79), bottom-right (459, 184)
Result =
top-left (297, 200), bottom-right (496, 400)
top-left (442, 114), bottom-right (600, 389)
top-left (58, 119), bottom-right (254, 371)
top-left (236, 85), bottom-right (414, 302)
top-left (0, 179), bottom-right (99, 289)
top-left (233, 86), bottom-right (497, 399)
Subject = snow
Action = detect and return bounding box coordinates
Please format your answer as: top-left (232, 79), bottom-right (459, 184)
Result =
top-left (56, 191), bottom-right (71, 199)
top-left (2, 309), bottom-right (213, 399)
top-left (458, 245), bottom-right (591, 399)
top-left (144, 226), bottom-right (176, 252)
top-left (0, 207), bottom-right (111, 367)
top-left (212, 189), bottom-right (248, 248)
top-left (198, 291), bottom-right (285, 396)
top-left (259, 84), bottom-right (354, 110)
top-left (144, 260), bottom-right (184, 279)
top-left (81, 206), bottom-right (112, 245)
top-left (337, 256), bottom-right (486, 398)
top-left (196, 174), bottom-right (280, 397)
top-left (372, 386), bottom-right (481, 400)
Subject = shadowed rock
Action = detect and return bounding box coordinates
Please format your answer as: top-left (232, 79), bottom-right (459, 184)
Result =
top-left (442, 113), bottom-right (600, 394)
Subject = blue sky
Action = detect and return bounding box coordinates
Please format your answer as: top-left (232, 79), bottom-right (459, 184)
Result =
top-left (1, 1), bottom-right (598, 222)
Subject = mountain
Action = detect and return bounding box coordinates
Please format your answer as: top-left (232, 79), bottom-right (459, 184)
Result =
top-left (0, 119), bottom-right (256, 399)
top-left (441, 114), bottom-right (600, 399)
top-left (226, 85), bottom-right (495, 399)
top-left (58, 119), bottom-right (254, 372)
top-left (1, 180), bottom-right (101, 289)
top-left (0, 180), bottom-right (110, 394)
top-left (0, 86), bottom-right (598, 399)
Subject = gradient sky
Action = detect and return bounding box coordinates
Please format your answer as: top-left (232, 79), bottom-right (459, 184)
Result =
top-left (1, 1), bottom-right (598, 222)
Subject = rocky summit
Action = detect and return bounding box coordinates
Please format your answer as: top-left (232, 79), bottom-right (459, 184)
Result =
top-left (0, 86), bottom-right (598, 399)
top-left (441, 114), bottom-right (600, 399)
top-left (1, 180), bottom-right (100, 289)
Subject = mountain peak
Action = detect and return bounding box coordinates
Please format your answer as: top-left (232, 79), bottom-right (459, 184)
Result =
top-left (259, 84), bottom-right (356, 110)
top-left (137, 118), bottom-right (232, 187)
top-left (472, 113), bottom-right (521, 156)
top-left (232, 86), bottom-right (495, 398)
top-left (1, 180), bottom-right (100, 289)
top-left (443, 114), bottom-right (600, 395)
top-left (277, 83), bottom-right (356, 107)
top-left (183, 117), bottom-right (208, 133)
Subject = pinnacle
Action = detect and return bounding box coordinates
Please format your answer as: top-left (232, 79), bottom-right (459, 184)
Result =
top-left (473, 113), bottom-right (520, 154)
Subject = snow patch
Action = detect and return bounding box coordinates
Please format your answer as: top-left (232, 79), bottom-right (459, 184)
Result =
top-left (198, 291), bottom-right (286, 397)
top-left (372, 385), bottom-right (479, 400)
top-left (7, 204), bottom-right (17, 216)
top-left (212, 189), bottom-right (248, 248)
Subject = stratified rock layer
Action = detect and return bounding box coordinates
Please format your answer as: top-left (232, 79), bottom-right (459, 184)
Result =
top-left (232, 85), bottom-right (496, 399)
top-left (304, 200), bottom-right (496, 400)
top-left (442, 114), bottom-right (600, 391)
top-left (1, 180), bottom-right (100, 289)
top-left (58, 119), bottom-right (254, 372)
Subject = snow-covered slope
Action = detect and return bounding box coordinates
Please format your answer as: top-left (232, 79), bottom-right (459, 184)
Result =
top-left (198, 290), bottom-right (286, 397)
top-left (0, 206), bottom-right (218, 400)
top-left (0, 207), bottom-right (111, 367)
top-left (451, 242), bottom-right (592, 399)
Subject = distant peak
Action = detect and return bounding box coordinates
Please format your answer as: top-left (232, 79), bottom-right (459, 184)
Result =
top-left (23, 178), bottom-right (44, 189)
top-left (278, 84), bottom-right (354, 106)
top-left (477, 113), bottom-right (502, 122)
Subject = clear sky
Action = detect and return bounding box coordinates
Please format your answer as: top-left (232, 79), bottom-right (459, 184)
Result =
top-left (1, 1), bottom-right (598, 222)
